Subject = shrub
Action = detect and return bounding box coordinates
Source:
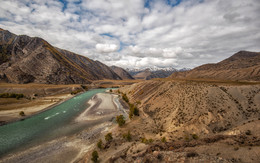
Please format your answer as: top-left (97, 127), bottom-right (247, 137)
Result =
top-left (97, 139), bottom-right (103, 149)
top-left (161, 137), bottom-right (166, 143)
top-left (71, 89), bottom-right (81, 95)
top-left (123, 131), bottom-right (132, 141)
top-left (105, 132), bottom-right (113, 142)
top-left (91, 150), bottom-right (99, 163)
top-left (184, 135), bottom-right (190, 142)
top-left (116, 115), bottom-right (125, 127)
top-left (19, 111), bottom-right (25, 116)
top-left (122, 93), bottom-right (129, 103)
top-left (192, 134), bottom-right (199, 140)
top-left (245, 130), bottom-right (251, 135)
top-left (129, 105), bottom-right (139, 119)
top-left (141, 137), bottom-right (153, 144)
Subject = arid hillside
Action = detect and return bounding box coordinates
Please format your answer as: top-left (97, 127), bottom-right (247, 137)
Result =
top-left (170, 51), bottom-right (260, 81)
top-left (89, 80), bottom-right (260, 162)
top-left (120, 80), bottom-right (260, 135)
top-left (0, 28), bottom-right (121, 84)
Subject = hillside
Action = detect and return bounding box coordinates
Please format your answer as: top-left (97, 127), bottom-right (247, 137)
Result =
top-left (110, 66), bottom-right (134, 80)
top-left (170, 51), bottom-right (260, 81)
top-left (100, 80), bottom-right (260, 162)
top-left (0, 29), bottom-right (121, 84)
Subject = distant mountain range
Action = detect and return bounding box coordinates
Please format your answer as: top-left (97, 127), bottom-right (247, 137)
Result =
top-left (126, 67), bottom-right (190, 80)
top-left (170, 51), bottom-right (260, 81)
top-left (0, 28), bottom-right (121, 84)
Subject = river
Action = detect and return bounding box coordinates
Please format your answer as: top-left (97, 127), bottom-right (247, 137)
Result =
top-left (0, 88), bottom-right (108, 157)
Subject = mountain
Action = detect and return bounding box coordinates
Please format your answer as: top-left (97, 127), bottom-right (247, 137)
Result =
top-left (110, 66), bottom-right (134, 80)
top-left (0, 29), bottom-right (121, 84)
top-left (170, 51), bottom-right (260, 81)
top-left (127, 67), bottom-right (180, 80)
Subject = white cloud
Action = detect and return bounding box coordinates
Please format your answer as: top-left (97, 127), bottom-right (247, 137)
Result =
top-left (95, 43), bottom-right (119, 53)
top-left (0, 0), bottom-right (259, 69)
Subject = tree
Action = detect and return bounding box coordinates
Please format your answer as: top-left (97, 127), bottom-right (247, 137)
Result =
top-left (129, 105), bottom-right (139, 119)
top-left (91, 150), bottom-right (99, 163)
top-left (97, 139), bottom-right (103, 149)
top-left (105, 132), bottom-right (113, 142)
top-left (122, 93), bottom-right (129, 103)
top-left (116, 115), bottom-right (125, 127)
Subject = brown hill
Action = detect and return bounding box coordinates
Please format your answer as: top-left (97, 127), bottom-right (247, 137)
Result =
top-left (170, 51), bottom-right (260, 81)
top-left (0, 29), bottom-right (121, 84)
top-left (128, 68), bottom-right (178, 80)
top-left (133, 69), bottom-right (152, 79)
top-left (110, 80), bottom-right (260, 162)
top-left (110, 66), bottom-right (134, 80)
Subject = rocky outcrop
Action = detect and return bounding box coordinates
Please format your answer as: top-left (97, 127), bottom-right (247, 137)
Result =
top-left (0, 29), bottom-right (121, 84)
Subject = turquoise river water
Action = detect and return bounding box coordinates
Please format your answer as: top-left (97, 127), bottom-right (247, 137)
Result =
top-left (0, 89), bottom-right (107, 157)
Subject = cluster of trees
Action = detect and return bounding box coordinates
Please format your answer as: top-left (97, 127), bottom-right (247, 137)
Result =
top-left (92, 132), bottom-right (114, 162)
top-left (121, 93), bottom-right (139, 119)
top-left (0, 93), bottom-right (24, 99)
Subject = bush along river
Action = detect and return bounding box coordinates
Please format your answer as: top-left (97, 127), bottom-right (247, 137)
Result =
top-left (0, 89), bottom-right (108, 157)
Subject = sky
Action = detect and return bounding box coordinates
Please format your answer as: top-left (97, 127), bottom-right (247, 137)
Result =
top-left (0, 0), bottom-right (260, 69)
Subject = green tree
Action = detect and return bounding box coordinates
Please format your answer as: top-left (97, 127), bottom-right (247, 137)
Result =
top-left (91, 150), bottom-right (99, 163)
top-left (97, 139), bottom-right (103, 149)
top-left (116, 115), bottom-right (125, 127)
top-left (105, 132), bottom-right (113, 142)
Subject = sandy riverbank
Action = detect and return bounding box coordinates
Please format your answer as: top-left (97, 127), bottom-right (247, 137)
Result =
top-left (0, 94), bottom-right (73, 125)
top-left (76, 93), bottom-right (124, 122)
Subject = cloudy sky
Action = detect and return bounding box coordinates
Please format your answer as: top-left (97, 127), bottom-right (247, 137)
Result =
top-left (0, 0), bottom-right (260, 69)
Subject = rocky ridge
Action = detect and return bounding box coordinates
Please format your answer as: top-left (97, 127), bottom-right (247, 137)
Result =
top-left (0, 29), bottom-right (121, 84)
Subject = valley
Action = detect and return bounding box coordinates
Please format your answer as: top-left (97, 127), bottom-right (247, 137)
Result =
top-left (0, 28), bottom-right (260, 163)
top-left (0, 89), bottom-right (128, 162)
